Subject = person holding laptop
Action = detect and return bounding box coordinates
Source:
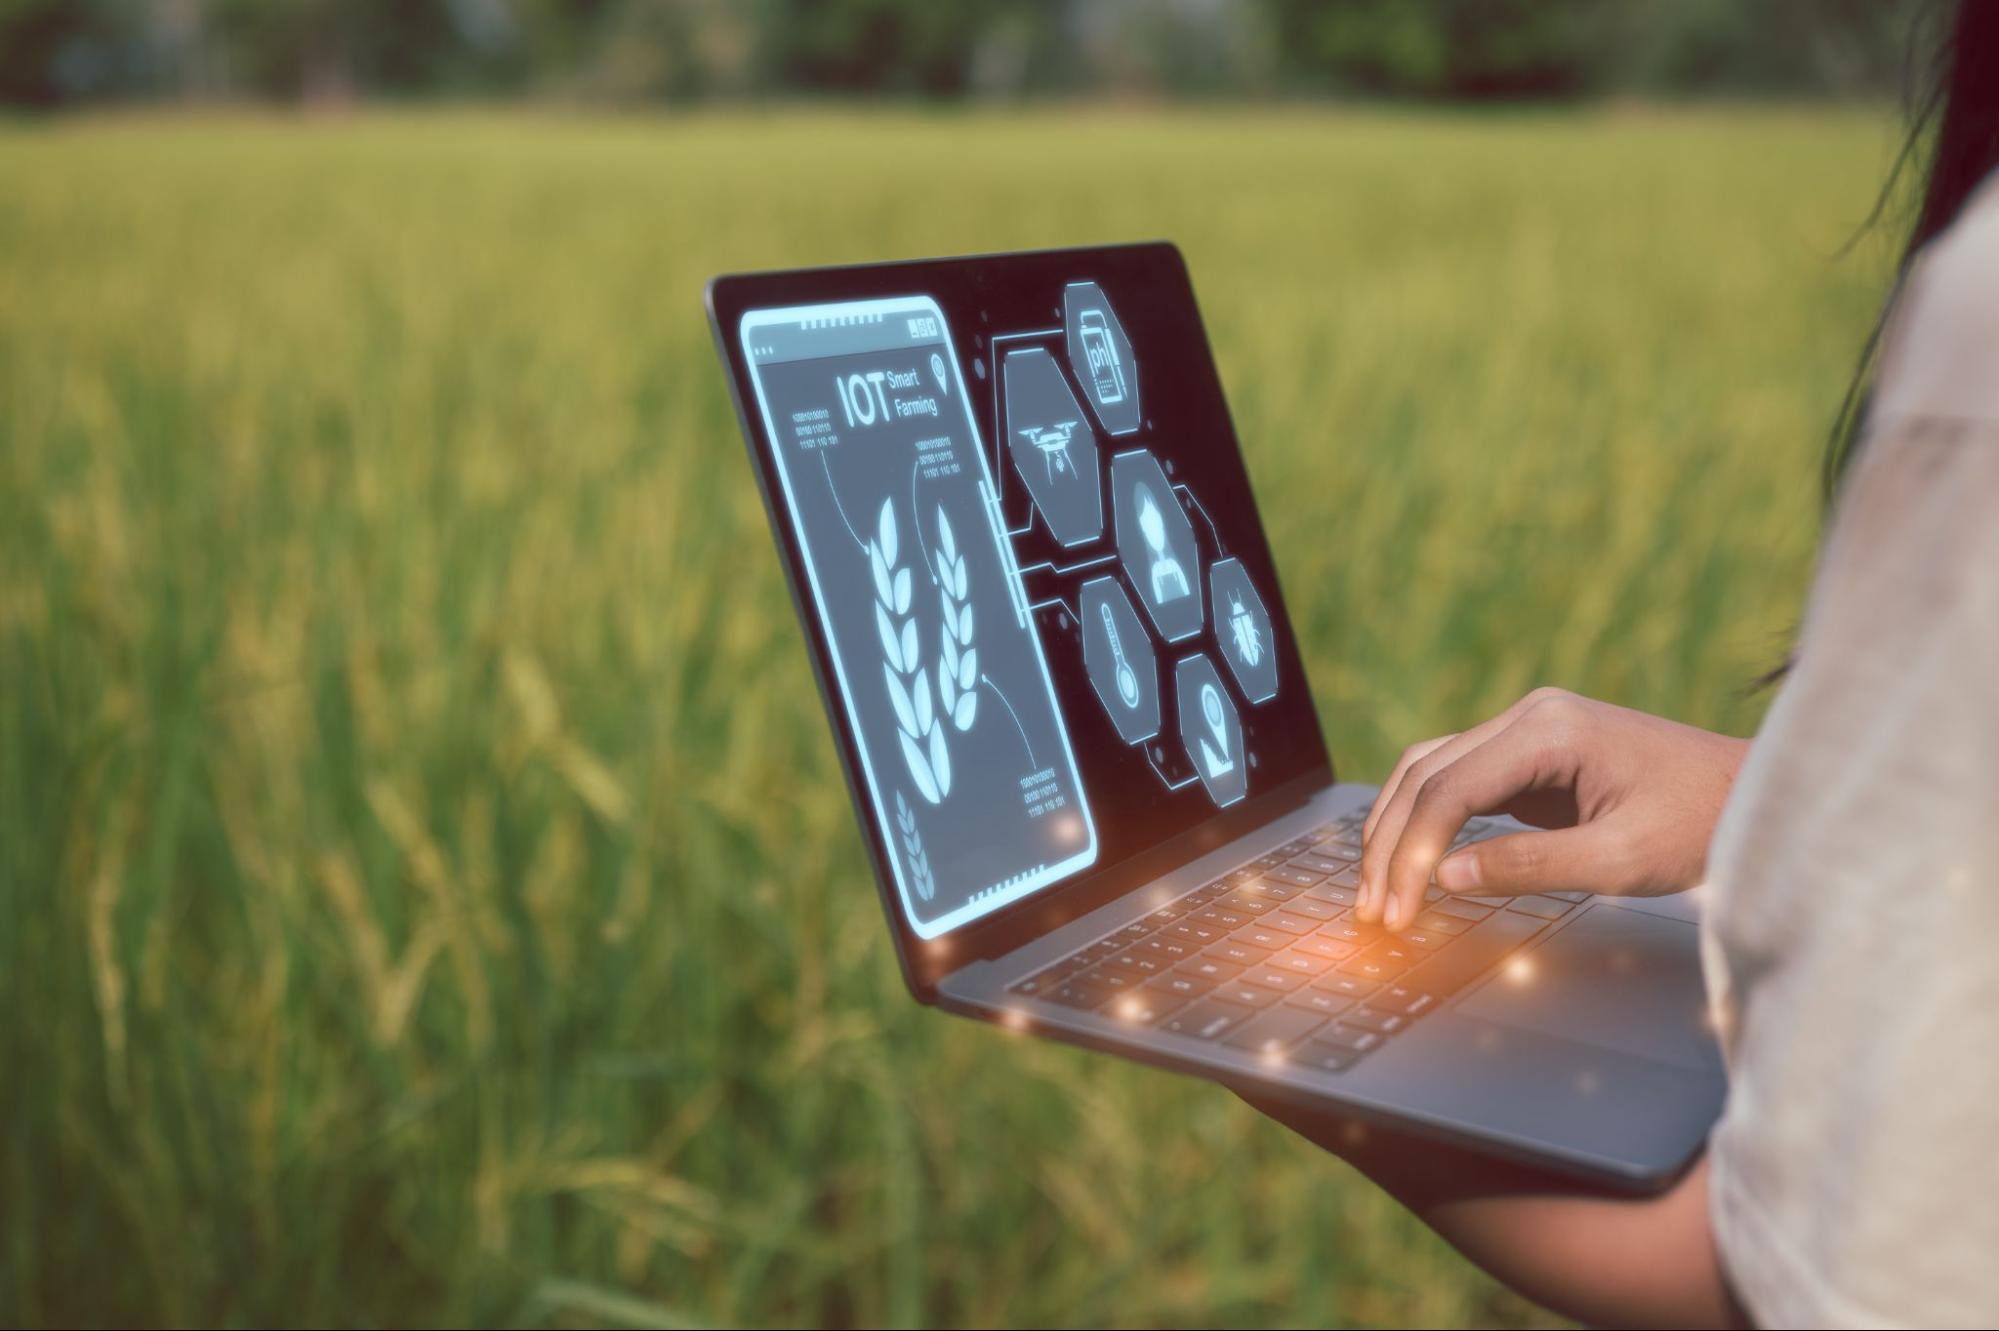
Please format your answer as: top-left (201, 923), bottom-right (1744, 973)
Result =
top-left (1249, 6), bottom-right (1999, 1325)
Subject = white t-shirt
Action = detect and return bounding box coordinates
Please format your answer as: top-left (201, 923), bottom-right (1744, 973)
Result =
top-left (1701, 176), bottom-right (1999, 1328)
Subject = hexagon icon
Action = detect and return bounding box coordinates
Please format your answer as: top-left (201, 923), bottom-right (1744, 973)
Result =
top-left (1003, 346), bottom-right (1102, 547)
top-left (1111, 449), bottom-right (1203, 643)
top-left (1175, 654), bottom-right (1247, 807)
top-left (1064, 282), bottom-right (1140, 436)
top-left (1080, 577), bottom-right (1159, 744)
top-left (1209, 557), bottom-right (1278, 703)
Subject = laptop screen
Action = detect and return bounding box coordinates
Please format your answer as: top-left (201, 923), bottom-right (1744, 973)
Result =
top-left (716, 245), bottom-right (1329, 949)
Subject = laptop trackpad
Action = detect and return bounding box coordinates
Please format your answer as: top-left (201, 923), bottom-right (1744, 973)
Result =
top-left (1456, 906), bottom-right (1717, 1072)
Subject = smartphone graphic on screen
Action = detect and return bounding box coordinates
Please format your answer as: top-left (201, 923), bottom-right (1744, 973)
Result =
top-left (1078, 308), bottom-right (1127, 405)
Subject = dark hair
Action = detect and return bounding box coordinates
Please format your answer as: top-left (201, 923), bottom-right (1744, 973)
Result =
top-left (1757, 3), bottom-right (1999, 687)
top-left (1826, 1), bottom-right (1999, 496)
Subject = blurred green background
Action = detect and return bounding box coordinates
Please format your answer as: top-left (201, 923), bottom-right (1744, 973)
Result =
top-left (2, 3), bottom-right (1911, 1329)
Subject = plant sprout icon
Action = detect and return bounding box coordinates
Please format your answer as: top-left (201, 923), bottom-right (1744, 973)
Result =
top-left (1228, 591), bottom-right (1263, 668)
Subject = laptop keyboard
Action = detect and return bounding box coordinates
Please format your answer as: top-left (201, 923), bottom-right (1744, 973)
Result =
top-left (1006, 812), bottom-right (1587, 1072)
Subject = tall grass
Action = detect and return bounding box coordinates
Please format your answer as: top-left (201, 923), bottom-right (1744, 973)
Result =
top-left (1, 107), bottom-right (1893, 1327)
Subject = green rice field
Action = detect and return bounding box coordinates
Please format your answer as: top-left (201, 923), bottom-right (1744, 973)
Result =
top-left (0, 106), bottom-right (1896, 1327)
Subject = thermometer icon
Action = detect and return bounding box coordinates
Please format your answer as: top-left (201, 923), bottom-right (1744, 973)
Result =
top-left (1100, 601), bottom-right (1141, 709)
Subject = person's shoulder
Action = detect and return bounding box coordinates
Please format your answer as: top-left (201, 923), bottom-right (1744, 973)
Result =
top-left (1870, 170), bottom-right (1999, 431)
top-left (1915, 168), bottom-right (1999, 336)
top-left (1926, 167), bottom-right (1999, 274)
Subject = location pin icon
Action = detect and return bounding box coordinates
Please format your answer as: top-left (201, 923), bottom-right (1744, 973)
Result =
top-left (1203, 684), bottom-right (1228, 754)
top-left (930, 352), bottom-right (948, 394)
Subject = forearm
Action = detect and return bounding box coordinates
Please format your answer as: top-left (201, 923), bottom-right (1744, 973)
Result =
top-left (1364, 1153), bottom-right (1744, 1328)
top-left (1249, 1096), bottom-right (1750, 1328)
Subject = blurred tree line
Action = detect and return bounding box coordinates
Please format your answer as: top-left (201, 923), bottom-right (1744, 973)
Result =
top-left (0, 0), bottom-right (1928, 108)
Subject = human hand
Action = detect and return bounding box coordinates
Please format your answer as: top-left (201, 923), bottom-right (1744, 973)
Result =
top-left (1355, 688), bottom-right (1749, 932)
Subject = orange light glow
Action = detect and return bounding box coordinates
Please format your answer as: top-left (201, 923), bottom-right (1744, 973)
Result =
top-left (1504, 955), bottom-right (1535, 984)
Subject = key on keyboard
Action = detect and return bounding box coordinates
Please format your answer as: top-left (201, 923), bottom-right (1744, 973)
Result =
top-left (1162, 1000), bottom-right (1251, 1040)
top-left (1179, 952), bottom-right (1245, 979)
top-left (1286, 989), bottom-right (1356, 1017)
top-left (1148, 971), bottom-right (1216, 999)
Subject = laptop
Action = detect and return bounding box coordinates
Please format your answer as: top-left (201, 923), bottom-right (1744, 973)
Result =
top-left (706, 242), bottom-right (1724, 1192)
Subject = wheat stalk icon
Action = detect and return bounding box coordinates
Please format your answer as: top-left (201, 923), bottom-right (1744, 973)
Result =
top-left (872, 499), bottom-right (951, 803)
top-left (894, 791), bottom-right (936, 901)
top-left (933, 507), bottom-right (978, 734)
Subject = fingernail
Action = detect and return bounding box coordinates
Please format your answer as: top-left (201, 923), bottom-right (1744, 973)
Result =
top-left (1437, 853), bottom-right (1480, 891)
top-left (1385, 900), bottom-right (1407, 932)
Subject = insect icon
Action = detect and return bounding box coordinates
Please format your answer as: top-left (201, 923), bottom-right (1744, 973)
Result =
top-left (1228, 592), bottom-right (1263, 668)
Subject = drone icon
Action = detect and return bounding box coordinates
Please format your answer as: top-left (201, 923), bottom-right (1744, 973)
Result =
top-left (1018, 420), bottom-right (1080, 483)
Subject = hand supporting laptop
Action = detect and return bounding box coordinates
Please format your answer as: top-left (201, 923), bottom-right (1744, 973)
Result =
top-left (1348, 687), bottom-right (1750, 933)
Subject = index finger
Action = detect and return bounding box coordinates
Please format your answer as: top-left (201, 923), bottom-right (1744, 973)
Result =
top-left (1361, 733), bottom-right (1456, 846)
top-left (1380, 722), bottom-right (1564, 930)
top-left (1359, 694), bottom-right (1548, 918)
